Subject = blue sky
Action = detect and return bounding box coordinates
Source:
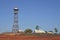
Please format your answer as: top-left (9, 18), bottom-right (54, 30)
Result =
top-left (0, 0), bottom-right (60, 33)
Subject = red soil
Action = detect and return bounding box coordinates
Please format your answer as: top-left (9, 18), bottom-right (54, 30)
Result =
top-left (0, 35), bottom-right (60, 40)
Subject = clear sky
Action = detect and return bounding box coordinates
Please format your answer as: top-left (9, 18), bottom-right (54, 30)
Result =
top-left (0, 0), bottom-right (60, 33)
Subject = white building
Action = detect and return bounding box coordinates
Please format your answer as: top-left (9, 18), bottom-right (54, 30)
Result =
top-left (18, 30), bottom-right (24, 33)
top-left (34, 29), bottom-right (45, 33)
top-left (47, 31), bottom-right (54, 34)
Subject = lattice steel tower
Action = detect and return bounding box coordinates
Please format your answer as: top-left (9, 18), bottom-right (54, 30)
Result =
top-left (12, 8), bottom-right (19, 33)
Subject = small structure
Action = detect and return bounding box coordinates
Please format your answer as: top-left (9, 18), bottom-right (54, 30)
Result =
top-left (47, 31), bottom-right (54, 34)
top-left (18, 30), bottom-right (24, 33)
top-left (34, 29), bottom-right (45, 33)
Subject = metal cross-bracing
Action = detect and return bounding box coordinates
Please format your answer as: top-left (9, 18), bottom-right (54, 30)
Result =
top-left (12, 8), bottom-right (19, 33)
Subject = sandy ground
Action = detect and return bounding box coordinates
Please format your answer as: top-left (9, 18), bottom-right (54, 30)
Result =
top-left (0, 35), bottom-right (60, 40)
